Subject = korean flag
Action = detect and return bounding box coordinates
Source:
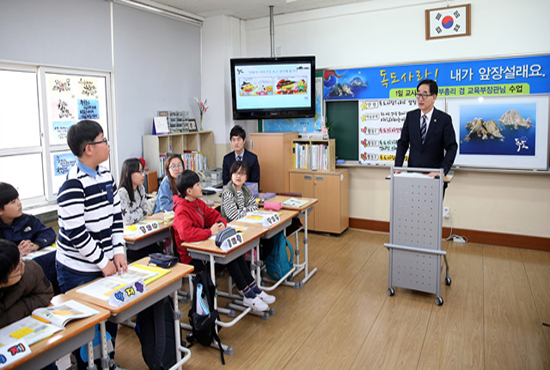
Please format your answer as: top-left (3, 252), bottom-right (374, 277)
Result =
top-left (428, 5), bottom-right (469, 39)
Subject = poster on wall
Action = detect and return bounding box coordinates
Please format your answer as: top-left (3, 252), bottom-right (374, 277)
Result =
top-left (46, 73), bottom-right (110, 186)
top-left (263, 77), bottom-right (324, 133)
top-left (52, 152), bottom-right (77, 193)
top-left (447, 95), bottom-right (549, 170)
top-left (358, 99), bottom-right (445, 166)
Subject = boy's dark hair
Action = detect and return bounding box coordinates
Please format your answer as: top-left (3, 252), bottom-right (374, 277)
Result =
top-left (67, 120), bottom-right (104, 157)
top-left (229, 125), bottom-right (246, 141)
top-left (176, 170), bottom-right (200, 197)
top-left (417, 79), bottom-right (438, 96)
top-left (0, 182), bottom-right (19, 210)
top-left (165, 154), bottom-right (183, 196)
top-left (0, 239), bottom-right (21, 285)
top-left (229, 160), bottom-right (249, 179)
top-left (119, 158), bottom-right (143, 203)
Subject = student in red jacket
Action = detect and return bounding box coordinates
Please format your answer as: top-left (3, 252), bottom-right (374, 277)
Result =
top-left (172, 170), bottom-right (275, 312)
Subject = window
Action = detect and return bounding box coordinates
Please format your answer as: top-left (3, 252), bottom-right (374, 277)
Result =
top-left (0, 64), bottom-right (113, 207)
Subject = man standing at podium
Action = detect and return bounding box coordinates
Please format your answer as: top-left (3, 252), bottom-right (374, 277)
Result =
top-left (395, 79), bottom-right (457, 178)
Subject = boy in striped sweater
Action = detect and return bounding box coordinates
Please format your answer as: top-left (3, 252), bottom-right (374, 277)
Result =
top-left (56, 119), bottom-right (127, 370)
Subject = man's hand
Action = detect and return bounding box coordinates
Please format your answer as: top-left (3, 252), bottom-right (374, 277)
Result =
top-left (113, 254), bottom-right (128, 274)
top-left (101, 261), bottom-right (117, 276)
top-left (394, 170), bottom-right (401, 174)
top-left (18, 240), bottom-right (38, 256)
top-left (427, 171), bottom-right (440, 178)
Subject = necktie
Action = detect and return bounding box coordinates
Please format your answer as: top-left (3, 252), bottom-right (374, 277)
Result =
top-left (421, 115), bottom-right (427, 144)
top-left (237, 155), bottom-right (242, 162)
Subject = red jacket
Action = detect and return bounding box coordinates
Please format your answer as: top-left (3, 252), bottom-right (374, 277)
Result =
top-left (172, 195), bottom-right (227, 264)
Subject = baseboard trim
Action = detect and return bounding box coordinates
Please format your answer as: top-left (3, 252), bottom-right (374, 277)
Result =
top-left (349, 218), bottom-right (550, 252)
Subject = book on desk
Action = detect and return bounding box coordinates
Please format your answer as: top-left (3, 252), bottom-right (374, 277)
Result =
top-left (76, 264), bottom-right (170, 302)
top-left (0, 300), bottom-right (98, 346)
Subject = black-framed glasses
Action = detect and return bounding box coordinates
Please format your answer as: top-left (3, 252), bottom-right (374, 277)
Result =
top-left (85, 138), bottom-right (109, 151)
top-left (416, 93), bottom-right (433, 100)
top-left (234, 171), bottom-right (247, 177)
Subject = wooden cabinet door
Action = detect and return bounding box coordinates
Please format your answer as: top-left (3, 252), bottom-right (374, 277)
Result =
top-left (313, 173), bottom-right (340, 233)
top-left (289, 172), bottom-right (315, 230)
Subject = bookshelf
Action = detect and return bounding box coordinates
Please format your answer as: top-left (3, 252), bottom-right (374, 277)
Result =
top-left (143, 131), bottom-right (215, 177)
top-left (292, 139), bottom-right (336, 171)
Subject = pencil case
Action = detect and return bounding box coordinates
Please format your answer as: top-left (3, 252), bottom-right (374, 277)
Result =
top-left (148, 253), bottom-right (178, 268)
top-left (264, 201), bottom-right (282, 211)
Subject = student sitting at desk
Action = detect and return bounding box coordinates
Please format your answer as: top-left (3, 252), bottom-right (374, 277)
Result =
top-left (0, 182), bottom-right (58, 286)
top-left (0, 239), bottom-right (54, 327)
top-left (0, 240), bottom-right (56, 370)
top-left (153, 154), bottom-right (184, 213)
top-left (119, 158), bottom-right (151, 226)
top-left (56, 120), bottom-right (127, 370)
top-left (173, 170), bottom-right (275, 311)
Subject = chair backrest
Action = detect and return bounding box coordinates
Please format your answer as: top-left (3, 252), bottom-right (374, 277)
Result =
top-left (147, 171), bottom-right (159, 193)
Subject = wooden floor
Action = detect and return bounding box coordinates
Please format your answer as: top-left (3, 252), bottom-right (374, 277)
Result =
top-left (112, 230), bottom-right (550, 370)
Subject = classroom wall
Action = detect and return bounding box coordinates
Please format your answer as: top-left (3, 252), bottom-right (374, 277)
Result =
top-left (0, 0), bottom-right (202, 179)
top-left (204, 0), bottom-right (550, 239)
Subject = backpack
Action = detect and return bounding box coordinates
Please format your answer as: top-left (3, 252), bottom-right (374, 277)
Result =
top-left (135, 297), bottom-right (182, 370)
top-left (188, 270), bottom-right (225, 365)
top-left (265, 232), bottom-right (294, 280)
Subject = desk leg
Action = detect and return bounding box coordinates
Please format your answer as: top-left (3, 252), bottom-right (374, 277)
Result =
top-left (100, 321), bottom-right (109, 370)
top-left (287, 208), bottom-right (317, 288)
top-left (170, 291), bottom-right (191, 370)
top-left (87, 341), bottom-right (96, 370)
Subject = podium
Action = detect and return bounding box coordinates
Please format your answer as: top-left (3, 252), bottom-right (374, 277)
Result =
top-left (384, 167), bottom-right (451, 306)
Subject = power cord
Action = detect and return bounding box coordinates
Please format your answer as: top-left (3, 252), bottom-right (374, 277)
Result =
top-left (444, 212), bottom-right (468, 243)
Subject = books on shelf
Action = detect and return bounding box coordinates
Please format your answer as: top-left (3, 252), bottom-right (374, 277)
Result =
top-left (0, 300), bottom-right (98, 346)
top-left (159, 151), bottom-right (207, 175)
top-left (293, 142), bottom-right (331, 170)
top-left (76, 264), bottom-right (170, 302)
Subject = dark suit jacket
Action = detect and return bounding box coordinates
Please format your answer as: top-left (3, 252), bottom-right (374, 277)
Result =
top-left (222, 148), bottom-right (260, 186)
top-left (395, 107), bottom-right (457, 175)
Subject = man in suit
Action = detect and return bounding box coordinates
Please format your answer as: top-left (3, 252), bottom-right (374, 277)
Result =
top-left (395, 79), bottom-right (457, 179)
top-left (222, 125), bottom-right (260, 186)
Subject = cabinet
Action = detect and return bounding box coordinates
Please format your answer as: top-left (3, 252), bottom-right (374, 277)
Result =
top-left (143, 131), bottom-right (215, 177)
top-left (249, 132), bottom-right (299, 193)
top-left (289, 169), bottom-right (349, 234)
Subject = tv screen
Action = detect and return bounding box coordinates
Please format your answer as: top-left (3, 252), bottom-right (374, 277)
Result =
top-left (230, 56), bottom-right (316, 120)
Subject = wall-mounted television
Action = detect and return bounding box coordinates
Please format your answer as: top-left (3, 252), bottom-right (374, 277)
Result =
top-left (230, 56), bottom-right (316, 120)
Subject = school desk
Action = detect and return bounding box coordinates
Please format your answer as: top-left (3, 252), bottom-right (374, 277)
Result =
top-left (3, 295), bottom-right (110, 370)
top-left (180, 223), bottom-right (267, 354)
top-left (262, 196), bottom-right (319, 288)
top-left (231, 209), bottom-right (300, 291)
top-left (65, 258), bottom-right (194, 370)
top-left (123, 213), bottom-right (172, 251)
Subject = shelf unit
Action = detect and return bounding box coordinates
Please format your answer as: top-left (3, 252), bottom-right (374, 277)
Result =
top-left (143, 131), bottom-right (215, 177)
top-left (292, 138), bottom-right (336, 171)
top-left (290, 168), bottom-right (349, 234)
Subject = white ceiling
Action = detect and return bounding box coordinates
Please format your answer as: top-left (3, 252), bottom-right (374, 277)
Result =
top-left (148, 0), bottom-right (373, 20)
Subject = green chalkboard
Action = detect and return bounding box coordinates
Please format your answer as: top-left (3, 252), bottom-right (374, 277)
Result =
top-left (326, 101), bottom-right (358, 160)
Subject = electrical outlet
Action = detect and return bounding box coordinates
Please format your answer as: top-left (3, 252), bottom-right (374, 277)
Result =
top-left (443, 207), bottom-right (450, 218)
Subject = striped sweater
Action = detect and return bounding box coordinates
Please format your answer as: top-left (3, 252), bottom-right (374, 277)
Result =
top-left (56, 161), bottom-right (125, 272)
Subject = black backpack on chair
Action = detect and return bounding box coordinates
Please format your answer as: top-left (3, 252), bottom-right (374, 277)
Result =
top-left (187, 270), bottom-right (225, 365)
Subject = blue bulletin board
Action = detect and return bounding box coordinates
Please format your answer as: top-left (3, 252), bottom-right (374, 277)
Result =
top-left (323, 54), bottom-right (550, 171)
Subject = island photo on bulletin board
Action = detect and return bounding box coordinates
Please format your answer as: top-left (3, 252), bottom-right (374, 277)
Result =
top-left (447, 95), bottom-right (549, 170)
